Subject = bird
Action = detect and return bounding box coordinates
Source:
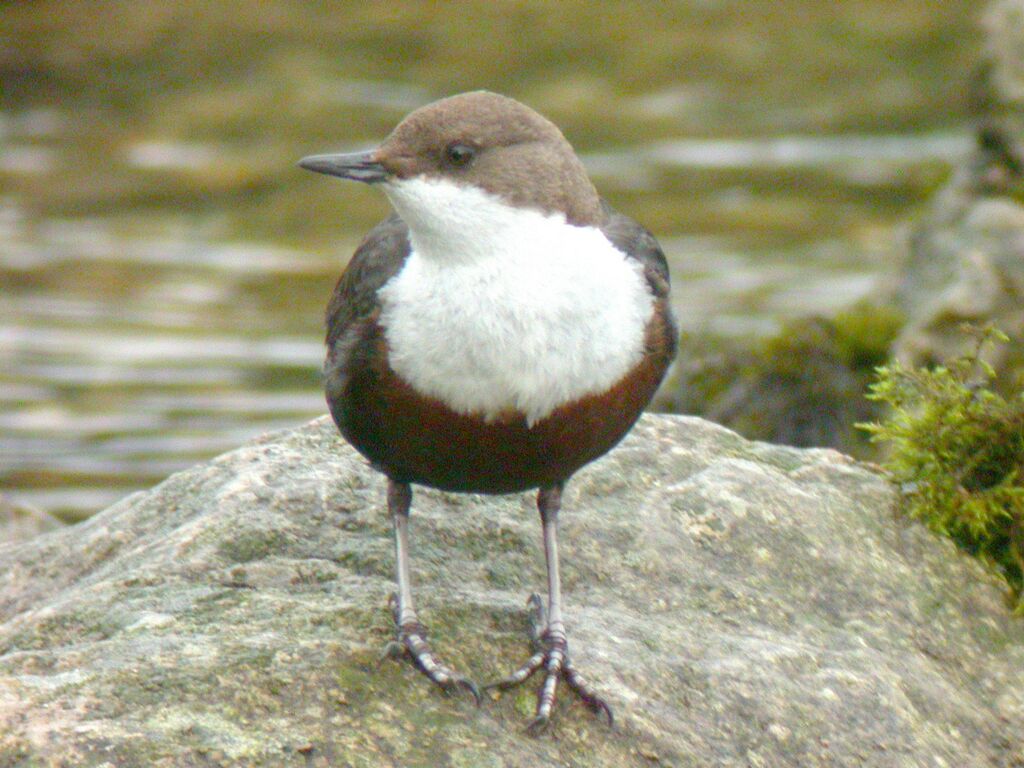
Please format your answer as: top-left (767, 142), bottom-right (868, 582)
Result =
top-left (299, 91), bottom-right (677, 731)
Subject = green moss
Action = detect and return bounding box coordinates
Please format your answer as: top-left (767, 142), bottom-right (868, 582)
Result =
top-left (335, 546), bottom-right (391, 578)
top-left (485, 561), bottom-right (527, 590)
top-left (217, 528), bottom-right (290, 564)
top-left (2, 604), bottom-right (119, 652)
top-left (658, 302), bottom-right (905, 456)
top-left (513, 688), bottom-right (535, 718)
top-left (860, 325), bottom-right (1024, 605)
top-left (830, 302), bottom-right (906, 371)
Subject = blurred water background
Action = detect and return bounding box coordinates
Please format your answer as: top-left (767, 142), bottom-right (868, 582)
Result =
top-left (0, 1), bottom-right (981, 521)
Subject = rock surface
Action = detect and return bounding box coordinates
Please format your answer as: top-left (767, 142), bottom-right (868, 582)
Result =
top-left (0, 494), bottom-right (62, 547)
top-left (1, 414), bottom-right (1022, 767)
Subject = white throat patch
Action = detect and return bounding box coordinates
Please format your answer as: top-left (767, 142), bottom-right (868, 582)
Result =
top-left (378, 176), bottom-right (654, 426)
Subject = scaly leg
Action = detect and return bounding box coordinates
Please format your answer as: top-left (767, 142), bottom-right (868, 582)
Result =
top-left (380, 480), bottom-right (480, 703)
top-left (486, 483), bottom-right (613, 732)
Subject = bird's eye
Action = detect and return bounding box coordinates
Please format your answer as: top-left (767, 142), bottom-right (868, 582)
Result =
top-left (444, 143), bottom-right (475, 167)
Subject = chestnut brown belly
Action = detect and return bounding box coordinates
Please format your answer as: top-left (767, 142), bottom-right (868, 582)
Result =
top-left (327, 305), bottom-right (674, 494)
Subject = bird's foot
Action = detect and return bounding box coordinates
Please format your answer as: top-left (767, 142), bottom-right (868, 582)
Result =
top-left (485, 594), bottom-right (613, 733)
top-left (380, 593), bottom-right (481, 704)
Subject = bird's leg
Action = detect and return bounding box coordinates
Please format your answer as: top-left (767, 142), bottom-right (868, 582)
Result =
top-left (486, 483), bottom-right (613, 732)
top-left (380, 480), bottom-right (480, 703)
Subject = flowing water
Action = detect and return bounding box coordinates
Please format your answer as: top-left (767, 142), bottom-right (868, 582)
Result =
top-left (0, 0), bottom-right (982, 520)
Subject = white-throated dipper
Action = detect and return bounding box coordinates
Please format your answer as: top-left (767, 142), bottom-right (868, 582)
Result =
top-left (299, 91), bottom-right (677, 731)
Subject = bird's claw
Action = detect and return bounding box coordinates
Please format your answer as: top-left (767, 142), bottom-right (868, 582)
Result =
top-left (381, 594), bottom-right (481, 706)
top-left (525, 713), bottom-right (550, 735)
top-left (525, 593), bottom-right (547, 644)
top-left (489, 598), bottom-right (614, 732)
top-left (378, 640), bottom-right (404, 664)
top-left (564, 661), bottom-right (614, 726)
top-left (453, 676), bottom-right (483, 706)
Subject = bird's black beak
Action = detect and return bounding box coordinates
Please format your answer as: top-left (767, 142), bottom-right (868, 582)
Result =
top-left (297, 150), bottom-right (388, 183)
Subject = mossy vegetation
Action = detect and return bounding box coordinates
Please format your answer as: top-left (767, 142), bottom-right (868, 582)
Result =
top-left (656, 301), bottom-right (905, 456)
top-left (860, 326), bottom-right (1024, 605)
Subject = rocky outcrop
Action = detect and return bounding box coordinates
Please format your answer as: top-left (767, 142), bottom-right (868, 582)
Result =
top-left (892, 0), bottom-right (1024, 384)
top-left (1, 415), bottom-right (1021, 767)
top-left (652, 311), bottom-right (899, 456)
top-left (656, 0), bottom-right (1024, 451)
top-left (0, 494), bottom-right (62, 547)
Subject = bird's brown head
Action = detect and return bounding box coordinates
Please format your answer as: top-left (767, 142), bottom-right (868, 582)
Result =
top-left (299, 91), bottom-right (603, 227)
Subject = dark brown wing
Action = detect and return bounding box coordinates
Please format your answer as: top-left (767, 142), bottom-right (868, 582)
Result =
top-left (598, 199), bottom-right (671, 299)
top-left (325, 214), bottom-right (411, 350)
top-left (324, 215), bottom-right (411, 441)
top-left (599, 200), bottom-right (678, 372)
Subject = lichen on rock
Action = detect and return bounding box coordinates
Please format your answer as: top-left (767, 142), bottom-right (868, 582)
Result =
top-left (1, 414), bottom-right (1022, 766)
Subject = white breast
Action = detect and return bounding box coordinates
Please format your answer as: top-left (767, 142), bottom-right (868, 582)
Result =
top-left (377, 177), bottom-right (654, 426)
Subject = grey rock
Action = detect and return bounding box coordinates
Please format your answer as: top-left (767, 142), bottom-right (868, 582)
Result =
top-left (0, 493), bottom-right (63, 546)
top-left (983, 0), bottom-right (1024, 127)
top-left (894, 192), bottom-right (1024, 378)
top-left (0, 415), bottom-right (1021, 767)
top-left (892, 0), bottom-right (1024, 380)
